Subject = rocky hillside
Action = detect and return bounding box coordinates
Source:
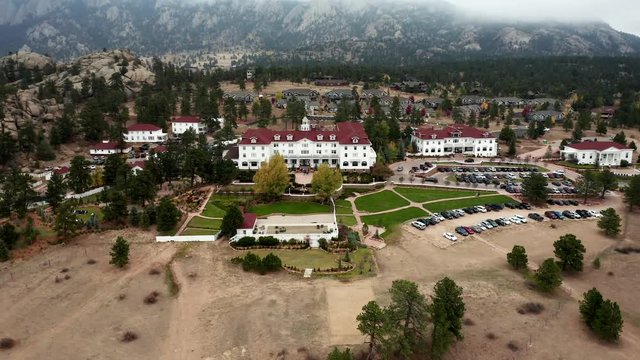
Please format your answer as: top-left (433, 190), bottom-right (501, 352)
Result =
top-left (1, 48), bottom-right (154, 134)
top-left (0, 0), bottom-right (639, 63)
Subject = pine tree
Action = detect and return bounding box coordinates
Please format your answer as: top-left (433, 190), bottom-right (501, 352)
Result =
top-left (221, 205), bottom-right (244, 237)
top-left (592, 300), bottom-right (624, 342)
top-left (0, 240), bottom-right (9, 262)
top-left (597, 208), bottom-right (621, 236)
top-left (553, 234), bottom-right (586, 272)
top-left (110, 236), bottom-right (129, 268)
top-left (507, 245), bottom-right (528, 270)
top-left (534, 258), bottom-right (562, 292)
top-left (579, 288), bottom-right (604, 329)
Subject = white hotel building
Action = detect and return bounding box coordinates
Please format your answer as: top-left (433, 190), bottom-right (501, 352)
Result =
top-left (561, 141), bottom-right (633, 166)
top-left (170, 116), bottom-right (207, 135)
top-left (124, 124), bottom-right (168, 143)
top-left (229, 118), bottom-right (377, 170)
top-left (411, 124), bottom-right (497, 157)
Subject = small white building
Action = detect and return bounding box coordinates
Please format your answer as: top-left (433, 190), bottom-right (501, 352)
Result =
top-left (231, 118), bottom-right (377, 171)
top-left (411, 124), bottom-right (497, 157)
top-left (89, 140), bottom-right (131, 156)
top-left (171, 116), bottom-right (206, 135)
top-left (561, 141), bottom-right (634, 166)
top-left (124, 124), bottom-right (167, 143)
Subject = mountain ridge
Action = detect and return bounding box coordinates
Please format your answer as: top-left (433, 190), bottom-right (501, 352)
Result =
top-left (1, 0), bottom-right (639, 63)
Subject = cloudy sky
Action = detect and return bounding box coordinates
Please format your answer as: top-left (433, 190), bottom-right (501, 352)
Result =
top-left (446, 0), bottom-right (640, 35)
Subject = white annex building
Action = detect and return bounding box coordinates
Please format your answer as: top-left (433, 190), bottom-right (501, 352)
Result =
top-left (411, 124), bottom-right (497, 157)
top-left (124, 124), bottom-right (168, 143)
top-left (89, 140), bottom-right (131, 156)
top-left (561, 141), bottom-right (634, 166)
top-left (230, 117), bottom-right (377, 170)
top-left (170, 116), bottom-right (206, 135)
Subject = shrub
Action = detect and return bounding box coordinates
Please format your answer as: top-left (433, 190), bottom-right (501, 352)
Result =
top-left (241, 252), bottom-right (263, 273)
top-left (87, 259), bottom-right (97, 265)
top-left (144, 291), bottom-right (160, 304)
top-left (0, 338), bottom-right (16, 350)
top-left (507, 341), bottom-right (519, 352)
top-left (149, 268), bottom-right (161, 275)
top-left (517, 302), bottom-right (545, 315)
top-left (463, 318), bottom-right (475, 326)
top-left (258, 236), bottom-right (279, 247)
top-left (121, 331), bottom-right (138, 343)
top-left (262, 253), bottom-right (282, 272)
top-left (620, 160), bottom-right (629, 167)
top-left (235, 236), bottom-right (256, 247)
top-left (485, 333), bottom-right (497, 340)
top-left (318, 238), bottom-right (328, 251)
top-left (593, 257), bottom-right (601, 269)
top-left (507, 245), bottom-right (528, 270)
top-left (534, 258), bottom-right (562, 292)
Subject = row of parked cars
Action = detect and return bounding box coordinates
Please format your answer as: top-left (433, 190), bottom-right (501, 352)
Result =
top-left (438, 166), bottom-right (539, 173)
top-left (410, 202), bottom-right (531, 231)
top-left (544, 209), bottom-right (602, 220)
top-left (546, 199), bottom-right (580, 206)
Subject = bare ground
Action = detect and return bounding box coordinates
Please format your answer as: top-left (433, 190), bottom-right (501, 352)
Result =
top-left (2, 196), bottom-right (640, 359)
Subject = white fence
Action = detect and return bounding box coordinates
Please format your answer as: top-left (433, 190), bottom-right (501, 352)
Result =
top-left (65, 186), bottom-right (106, 199)
top-left (156, 233), bottom-right (221, 242)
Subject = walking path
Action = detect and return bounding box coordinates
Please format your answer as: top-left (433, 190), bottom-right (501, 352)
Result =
top-left (176, 186), bottom-right (216, 235)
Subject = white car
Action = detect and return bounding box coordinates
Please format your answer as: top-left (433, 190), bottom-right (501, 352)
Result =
top-left (509, 216), bottom-right (521, 224)
top-left (443, 232), bottom-right (458, 242)
top-left (513, 214), bottom-right (528, 223)
top-left (475, 205), bottom-right (487, 213)
top-left (589, 210), bottom-right (603, 218)
top-left (433, 213), bottom-right (445, 221)
top-left (411, 221), bottom-right (426, 230)
top-left (482, 221), bottom-right (493, 229)
top-left (555, 169), bottom-right (566, 175)
top-left (501, 218), bottom-right (512, 225)
top-left (477, 224), bottom-right (487, 231)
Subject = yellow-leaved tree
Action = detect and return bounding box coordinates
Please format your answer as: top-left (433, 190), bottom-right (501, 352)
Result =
top-left (311, 163), bottom-right (343, 203)
top-left (253, 154), bottom-right (289, 200)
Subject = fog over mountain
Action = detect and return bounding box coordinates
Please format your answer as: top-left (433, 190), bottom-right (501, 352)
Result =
top-left (1, 0), bottom-right (639, 62)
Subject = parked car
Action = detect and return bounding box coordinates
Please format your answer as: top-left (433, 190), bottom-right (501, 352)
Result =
top-left (455, 227), bottom-right (469, 236)
top-left (443, 232), bottom-right (458, 242)
top-left (411, 221), bottom-right (426, 230)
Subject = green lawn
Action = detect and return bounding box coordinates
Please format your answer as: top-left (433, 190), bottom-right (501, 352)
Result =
top-left (557, 161), bottom-right (597, 170)
top-left (337, 215), bottom-right (357, 226)
top-left (202, 203), bottom-right (226, 218)
top-left (335, 199), bottom-right (354, 215)
top-left (181, 228), bottom-right (218, 236)
top-left (250, 201), bottom-right (331, 216)
top-left (423, 195), bottom-right (518, 213)
top-left (250, 249), bottom-right (340, 270)
top-left (361, 207), bottom-right (427, 228)
top-left (76, 206), bottom-right (104, 221)
top-left (355, 190), bottom-right (410, 212)
top-left (394, 187), bottom-right (494, 203)
top-left (186, 216), bottom-right (222, 230)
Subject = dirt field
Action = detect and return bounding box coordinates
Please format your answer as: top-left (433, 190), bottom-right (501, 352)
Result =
top-left (2, 194), bottom-right (640, 359)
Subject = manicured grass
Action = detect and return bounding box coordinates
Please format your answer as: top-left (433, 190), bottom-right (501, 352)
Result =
top-left (335, 199), bottom-right (353, 215)
top-left (355, 190), bottom-right (410, 212)
top-left (394, 187), bottom-right (493, 203)
top-left (337, 215), bottom-right (357, 226)
top-left (423, 195), bottom-right (518, 213)
top-left (76, 206), bottom-right (104, 221)
top-left (250, 249), bottom-right (340, 270)
top-left (557, 161), bottom-right (597, 170)
top-left (181, 228), bottom-right (218, 236)
top-left (202, 203), bottom-right (226, 218)
top-left (250, 201), bottom-right (331, 216)
top-left (186, 216), bottom-right (222, 230)
top-left (335, 248), bottom-right (376, 280)
top-left (361, 207), bottom-right (428, 228)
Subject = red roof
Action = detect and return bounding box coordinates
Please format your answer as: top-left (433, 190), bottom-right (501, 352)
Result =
top-left (240, 213), bottom-right (257, 229)
top-left (127, 123), bottom-right (162, 132)
top-left (565, 141), bottom-right (630, 151)
top-left (239, 122), bottom-right (371, 145)
top-left (171, 116), bottom-right (201, 123)
top-left (128, 160), bottom-right (146, 169)
top-left (153, 145), bottom-right (168, 153)
top-left (53, 166), bottom-right (70, 175)
top-left (414, 124), bottom-right (494, 140)
top-left (90, 141), bottom-right (120, 150)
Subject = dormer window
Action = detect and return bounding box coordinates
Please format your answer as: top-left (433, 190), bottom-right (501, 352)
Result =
top-left (431, 134), bottom-right (437, 139)
top-left (329, 134), bottom-right (336, 140)
top-left (317, 134), bottom-right (324, 141)
top-left (352, 137), bottom-right (359, 144)
top-left (286, 134), bottom-right (293, 141)
top-left (274, 134), bottom-right (281, 141)
top-left (250, 137), bottom-right (257, 144)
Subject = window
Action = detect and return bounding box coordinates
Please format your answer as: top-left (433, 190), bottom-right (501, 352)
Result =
top-left (316, 150), bottom-right (322, 155)
top-left (317, 144), bottom-right (322, 147)
top-left (274, 134), bottom-right (280, 140)
top-left (330, 134), bottom-right (336, 140)
top-left (288, 143), bottom-right (293, 147)
top-left (331, 150), bottom-right (337, 154)
top-left (286, 134), bottom-right (293, 140)
top-left (352, 161), bottom-right (358, 166)
top-left (301, 150), bottom-right (310, 155)
top-left (332, 144), bottom-right (337, 148)
top-left (343, 161), bottom-right (348, 166)
top-left (313, 159), bottom-right (319, 164)
top-left (344, 146), bottom-right (347, 150)
top-left (302, 143), bottom-right (309, 148)
top-left (353, 146), bottom-right (357, 150)
top-left (250, 162), bottom-right (258, 167)
top-left (252, 146), bottom-right (255, 150)
top-left (273, 143), bottom-right (279, 148)
top-left (242, 154), bottom-right (246, 158)
top-left (352, 137), bottom-right (359, 143)
top-left (361, 161), bottom-right (367, 166)
top-left (242, 162), bottom-right (248, 166)
top-left (332, 159), bottom-right (338, 165)
top-left (317, 135), bottom-right (323, 140)
top-left (250, 138), bottom-right (257, 144)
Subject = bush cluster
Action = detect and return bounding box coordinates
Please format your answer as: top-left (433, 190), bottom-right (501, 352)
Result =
top-left (233, 236), bottom-right (307, 249)
top-left (232, 252), bottom-right (282, 275)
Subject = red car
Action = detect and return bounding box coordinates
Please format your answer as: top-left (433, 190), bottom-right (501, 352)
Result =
top-left (463, 226), bottom-right (475, 235)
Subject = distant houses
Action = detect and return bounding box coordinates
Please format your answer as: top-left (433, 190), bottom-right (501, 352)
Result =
top-left (224, 91), bottom-right (255, 103)
top-left (527, 110), bottom-right (565, 123)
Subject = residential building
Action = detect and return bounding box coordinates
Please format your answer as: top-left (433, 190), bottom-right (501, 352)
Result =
top-left (492, 97), bottom-right (524, 107)
top-left (313, 78), bottom-right (349, 86)
top-left (128, 160), bottom-right (146, 175)
top-left (423, 97), bottom-right (444, 109)
top-left (89, 140), bottom-right (131, 156)
top-left (361, 89), bottom-right (389, 100)
top-left (224, 91), bottom-right (255, 103)
top-left (170, 116), bottom-right (206, 135)
top-left (457, 105), bottom-right (482, 118)
top-left (230, 118), bottom-right (377, 170)
top-left (561, 141), bottom-right (634, 166)
top-left (411, 124), bottom-right (497, 157)
top-left (459, 95), bottom-right (486, 105)
top-left (324, 89), bottom-right (355, 102)
top-left (282, 88), bottom-right (319, 100)
top-left (528, 98), bottom-right (560, 107)
top-left (124, 124), bottom-right (168, 143)
top-left (600, 107), bottom-right (615, 119)
top-left (527, 110), bottom-right (565, 123)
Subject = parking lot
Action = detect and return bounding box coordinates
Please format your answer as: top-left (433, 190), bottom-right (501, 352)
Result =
top-left (404, 199), bottom-right (607, 249)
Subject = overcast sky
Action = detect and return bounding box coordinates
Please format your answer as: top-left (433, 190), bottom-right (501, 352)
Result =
top-left (446, 0), bottom-right (640, 35)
